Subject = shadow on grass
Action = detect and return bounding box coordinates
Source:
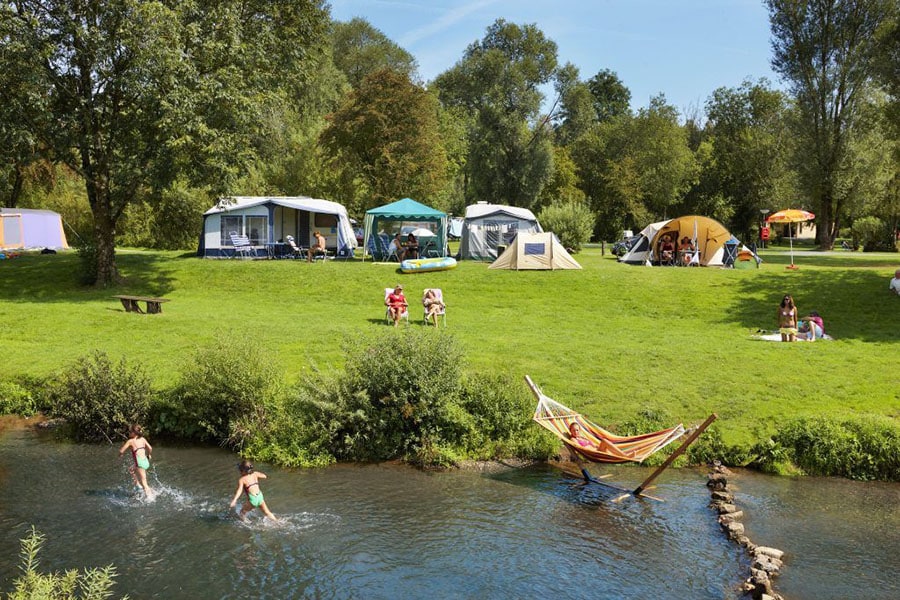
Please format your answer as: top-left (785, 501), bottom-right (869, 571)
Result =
top-left (726, 260), bottom-right (900, 343)
top-left (0, 251), bottom-right (177, 304)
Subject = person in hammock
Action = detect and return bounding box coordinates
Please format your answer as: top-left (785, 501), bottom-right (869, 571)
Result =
top-left (568, 422), bottom-right (594, 448)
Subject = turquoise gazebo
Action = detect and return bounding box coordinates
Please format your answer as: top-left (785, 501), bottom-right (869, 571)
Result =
top-left (362, 198), bottom-right (448, 260)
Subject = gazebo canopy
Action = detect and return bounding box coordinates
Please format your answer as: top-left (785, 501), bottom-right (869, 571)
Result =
top-left (363, 198), bottom-right (448, 258)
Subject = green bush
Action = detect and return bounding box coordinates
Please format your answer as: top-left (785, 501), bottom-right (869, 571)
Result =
top-left (6, 526), bottom-right (125, 600)
top-left (0, 381), bottom-right (37, 417)
top-left (73, 238), bottom-right (99, 286)
top-left (537, 200), bottom-right (595, 251)
top-left (167, 335), bottom-right (280, 443)
top-left (766, 416), bottom-right (900, 481)
top-left (48, 352), bottom-right (151, 443)
top-left (850, 216), bottom-right (894, 252)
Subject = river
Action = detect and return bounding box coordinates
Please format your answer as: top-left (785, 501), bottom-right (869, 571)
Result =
top-left (0, 427), bottom-right (897, 599)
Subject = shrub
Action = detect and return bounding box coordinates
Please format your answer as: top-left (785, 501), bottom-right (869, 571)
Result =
top-left (538, 200), bottom-right (595, 251)
top-left (7, 526), bottom-right (124, 600)
top-left (768, 416), bottom-right (900, 481)
top-left (48, 352), bottom-right (151, 443)
top-left (168, 335), bottom-right (280, 443)
top-left (73, 238), bottom-right (99, 286)
top-left (0, 381), bottom-right (37, 417)
top-left (850, 216), bottom-right (893, 252)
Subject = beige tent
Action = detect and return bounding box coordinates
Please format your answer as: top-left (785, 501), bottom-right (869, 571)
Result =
top-left (489, 232), bottom-right (581, 270)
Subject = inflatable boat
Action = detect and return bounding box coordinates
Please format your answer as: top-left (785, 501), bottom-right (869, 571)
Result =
top-left (400, 256), bottom-right (458, 274)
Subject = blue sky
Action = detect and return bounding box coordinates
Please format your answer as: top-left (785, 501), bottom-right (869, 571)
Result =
top-left (329, 0), bottom-right (781, 116)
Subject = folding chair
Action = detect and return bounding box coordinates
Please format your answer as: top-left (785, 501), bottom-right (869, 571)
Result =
top-left (284, 236), bottom-right (304, 259)
top-left (384, 288), bottom-right (409, 325)
top-left (229, 232), bottom-right (255, 259)
top-left (422, 288), bottom-right (446, 327)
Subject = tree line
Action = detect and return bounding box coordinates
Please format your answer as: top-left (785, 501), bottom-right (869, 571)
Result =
top-left (1, 1), bottom-right (897, 285)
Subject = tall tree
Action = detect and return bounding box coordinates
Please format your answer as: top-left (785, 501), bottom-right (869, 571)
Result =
top-left (767, 0), bottom-right (894, 247)
top-left (331, 17), bottom-right (418, 89)
top-left (1, 0), bottom-right (330, 285)
top-left (702, 80), bottom-right (796, 238)
top-left (320, 69), bottom-right (449, 210)
top-left (553, 63), bottom-right (597, 146)
top-left (433, 19), bottom-right (557, 208)
top-left (587, 69), bottom-right (632, 123)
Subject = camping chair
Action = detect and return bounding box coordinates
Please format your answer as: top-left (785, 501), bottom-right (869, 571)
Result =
top-left (384, 288), bottom-right (409, 325)
top-left (422, 288), bottom-right (446, 327)
top-left (229, 232), bottom-right (255, 259)
top-left (284, 236), bottom-right (304, 259)
top-left (384, 237), bottom-right (401, 262)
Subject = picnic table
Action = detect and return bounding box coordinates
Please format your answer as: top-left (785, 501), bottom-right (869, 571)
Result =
top-left (113, 295), bottom-right (170, 314)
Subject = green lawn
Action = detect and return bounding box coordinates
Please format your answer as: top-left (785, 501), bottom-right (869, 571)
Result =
top-left (1, 246), bottom-right (897, 446)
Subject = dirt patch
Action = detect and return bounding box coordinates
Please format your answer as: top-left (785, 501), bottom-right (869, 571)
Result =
top-left (0, 414), bottom-right (47, 435)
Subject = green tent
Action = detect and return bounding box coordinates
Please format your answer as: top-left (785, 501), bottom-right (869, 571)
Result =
top-left (363, 198), bottom-right (448, 260)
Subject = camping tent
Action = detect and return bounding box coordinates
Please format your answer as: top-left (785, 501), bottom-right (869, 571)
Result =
top-left (0, 208), bottom-right (69, 250)
top-left (459, 203), bottom-right (543, 260)
top-left (199, 196), bottom-right (357, 258)
top-left (363, 198), bottom-right (447, 260)
top-left (618, 215), bottom-right (757, 267)
top-left (489, 232), bottom-right (581, 270)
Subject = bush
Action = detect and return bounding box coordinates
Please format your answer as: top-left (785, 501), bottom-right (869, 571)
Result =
top-left (538, 200), bottom-right (595, 251)
top-left (0, 380), bottom-right (37, 417)
top-left (850, 216), bottom-right (893, 252)
top-left (7, 526), bottom-right (124, 599)
top-left (73, 238), bottom-right (99, 286)
top-left (765, 416), bottom-right (900, 481)
top-left (167, 335), bottom-right (280, 443)
top-left (48, 352), bottom-right (151, 443)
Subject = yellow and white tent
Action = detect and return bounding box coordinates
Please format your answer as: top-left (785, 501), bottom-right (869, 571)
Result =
top-left (489, 232), bottom-right (581, 270)
top-left (619, 215), bottom-right (755, 267)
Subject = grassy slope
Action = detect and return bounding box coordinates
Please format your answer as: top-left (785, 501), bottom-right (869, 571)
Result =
top-left (0, 246), bottom-right (897, 447)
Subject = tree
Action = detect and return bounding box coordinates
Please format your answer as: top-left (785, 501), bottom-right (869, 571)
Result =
top-left (701, 80), bottom-right (796, 238)
top-left (587, 69), bottom-right (632, 122)
top-left (320, 69), bottom-right (449, 209)
top-left (331, 17), bottom-right (418, 88)
top-left (1, 1), bottom-right (331, 285)
top-left (553, 63), bottom-right (597, 146)
top-left (433, 19), bottom-right (558, 208)
top-left (767, 0), bottom-right (894, 248)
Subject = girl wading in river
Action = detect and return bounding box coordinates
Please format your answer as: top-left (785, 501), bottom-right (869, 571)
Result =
top-left (118, 424), bottom-right (154, 498)
top-left (230, 459), bottom-right (278, 522)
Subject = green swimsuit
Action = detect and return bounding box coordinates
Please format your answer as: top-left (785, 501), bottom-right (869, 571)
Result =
top-left (244, 481), bottom-right (264, 507)
top-left (131, 445), bottom-right (150, 470)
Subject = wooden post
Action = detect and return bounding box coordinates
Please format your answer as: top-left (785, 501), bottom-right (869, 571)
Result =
top-left (632, 413), bottom-right (718, 498)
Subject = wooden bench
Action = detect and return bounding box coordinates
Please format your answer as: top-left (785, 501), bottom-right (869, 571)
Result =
top-left (113, 295), bottom-right (170, 314)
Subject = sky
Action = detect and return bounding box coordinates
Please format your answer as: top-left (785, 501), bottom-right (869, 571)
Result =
top-left (328, 0), bottom-right (783, 116)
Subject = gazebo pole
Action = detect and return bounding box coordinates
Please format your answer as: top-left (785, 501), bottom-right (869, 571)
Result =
top-left (632, 413), bottom-right (718, 498)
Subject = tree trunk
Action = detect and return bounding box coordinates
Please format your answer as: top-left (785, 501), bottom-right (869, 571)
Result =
top-left (818, 188), bottom-right (836, 250)
top-left (7, 165), bottom-right (24, 208)
top-left (93, 209), bottom-right (119, 287)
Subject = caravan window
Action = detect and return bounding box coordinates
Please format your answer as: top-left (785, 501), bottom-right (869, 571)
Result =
top-left (485, 220), bottom-right (517, 249)
top-left (220, 216), bottom-right (243, 245)
top-left (246, 216), bottom-right (267, 245)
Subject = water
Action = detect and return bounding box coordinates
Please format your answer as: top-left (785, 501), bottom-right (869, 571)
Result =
top-left (0, 428), bottom-right (897, 599)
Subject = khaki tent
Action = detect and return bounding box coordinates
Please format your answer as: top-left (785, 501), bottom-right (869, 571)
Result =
top-left (619, 215), bottom-right (755, 267)
top-left (489, 232), bottom-right (581, 270)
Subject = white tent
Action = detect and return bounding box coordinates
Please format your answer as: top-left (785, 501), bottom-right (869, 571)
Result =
top-left (459, 203), bottom-right (542, 260)
top-left (489, 232), bottom-right (581, 270)
top-left (199, 196), bottom-right (357, 258)
top-left (0, 208), bottom-right (69, 250)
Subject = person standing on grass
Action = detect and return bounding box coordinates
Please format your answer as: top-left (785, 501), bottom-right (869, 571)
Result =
top-left (777, 294), bottom-right (798, 342)
top-left (890, 269), bottom-right (900, 295)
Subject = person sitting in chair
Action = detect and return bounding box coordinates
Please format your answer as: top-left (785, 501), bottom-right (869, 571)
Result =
top-left (423, 289), bottom-right (445, 327)
top-left (659, 235), bottom-right (675, 265)
top-left (678, 236), bottom-right (695, 265)
top-left (386, 284), bottom-right (408, 327)
top-left (307, 231), bottom-right (327, 262)
top-left (401, 232), bottom-right (418, 261)
top-left (388, 233), bottom-right (403, 260)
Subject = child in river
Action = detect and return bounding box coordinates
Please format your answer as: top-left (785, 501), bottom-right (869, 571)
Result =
top-left (230, 460), bottom-right (277, 522)
top-left (118, 424), bottom-right (154, 497)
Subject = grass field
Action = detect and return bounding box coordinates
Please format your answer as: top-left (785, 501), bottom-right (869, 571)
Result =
top-left (0, 245), bottom-right (897, 447)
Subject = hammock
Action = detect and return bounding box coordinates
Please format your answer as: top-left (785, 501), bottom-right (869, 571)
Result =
top-left (530, 380), bottom-right (686, 464)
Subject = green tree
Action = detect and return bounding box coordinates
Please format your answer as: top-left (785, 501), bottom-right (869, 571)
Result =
top-left (587, 69), bottom-right (632, 122)
top-left (702, 80), bottom-right (796, 239)
top-left (553, 63), bottom-right (597, 146)
top-left (320, 69), bottom-right (449, 208)
top-left (767, 0), bottom-right (894, 248)
top-left (433, 19), bottom-right (558, 208)
top-left (331, 17), bottom-right (418, 88)
top-left (1, 1), bottom-right (330, 285)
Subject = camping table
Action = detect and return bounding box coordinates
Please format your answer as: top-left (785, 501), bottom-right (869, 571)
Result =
top-left (266, 242), bottom-right (291, 259)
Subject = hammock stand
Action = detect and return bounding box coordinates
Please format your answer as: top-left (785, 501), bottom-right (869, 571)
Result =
top-left (527, 375), bottom-right (717, 501)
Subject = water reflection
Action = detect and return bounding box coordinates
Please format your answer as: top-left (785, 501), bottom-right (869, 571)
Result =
top-left (0, 428), bottom-right (897, 599)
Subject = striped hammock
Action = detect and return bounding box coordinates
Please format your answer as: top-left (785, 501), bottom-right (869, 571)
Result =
top-left (531, 383), bottom-right (686, 464)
